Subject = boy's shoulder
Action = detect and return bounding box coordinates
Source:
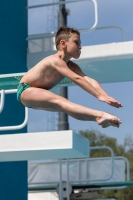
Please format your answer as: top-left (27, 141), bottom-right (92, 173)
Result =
top-left (48, 53), bottom-right (66, 66)
top-left (45, 54), bottom-right (80, 70)
top-left (48, 53), bottom-right (61, 62)
top-left (42, 54), bottom-right (62, 65)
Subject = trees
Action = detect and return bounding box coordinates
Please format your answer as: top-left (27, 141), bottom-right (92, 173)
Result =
top-left (79, 129), bottom-right (133, 200)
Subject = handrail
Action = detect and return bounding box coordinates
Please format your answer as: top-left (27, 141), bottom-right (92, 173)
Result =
top-left (68, 146), bottom-right (114, 184)
top-left (0, 90), bottom-right (5, 113)
top-left (67, 159), bottom-right (70, 200)
top-left (59, 160), bottom-right (63, 200)
top-left (59, 146), bottom-right (114, 200)
top-left (28, 154), bottom-right (131, 197)
top-left (84, 156), bottom-right (130, 191)
top-left (29, 156), bottom-right (130, 184)
top-left (27, 0), bottom-right (89, 8)
top-left (100, 156), bottom-right (130, 190)
top-left (27, 0), bottom-right (98, 33)
top-left (0, 89), bottom-right (28, 131)
top-left (27, 25), bottom-right (125, 42)
top-left (28, 155), bottom-right (130, 194)
top-left (79, 0), bottom-right (98, 33)
top-left (96, 26), bottom-right (125, 41)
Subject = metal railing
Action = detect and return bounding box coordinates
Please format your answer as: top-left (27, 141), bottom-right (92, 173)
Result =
top-left (0, 89), bottom-right (28, 131)
top-left (28, 146), bottom-right (116, 199)
top-left (27, 0), bottom-right (98, 34)
top-left (27, 25), bottom-right (125, 42)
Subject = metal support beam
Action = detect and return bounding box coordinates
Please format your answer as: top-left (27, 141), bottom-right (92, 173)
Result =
top-left (58, 0), bottom-right (69, 130)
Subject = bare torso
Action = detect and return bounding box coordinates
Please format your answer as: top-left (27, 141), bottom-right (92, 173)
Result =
top-left (20, 54), bottom-right (73, 90)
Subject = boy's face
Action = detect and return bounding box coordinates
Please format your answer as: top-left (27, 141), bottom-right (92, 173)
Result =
top-left (65, 33), bottom-right (81, 59)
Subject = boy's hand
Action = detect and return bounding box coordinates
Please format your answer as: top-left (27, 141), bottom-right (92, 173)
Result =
top-left (98, 95), bottom-right (123, 108)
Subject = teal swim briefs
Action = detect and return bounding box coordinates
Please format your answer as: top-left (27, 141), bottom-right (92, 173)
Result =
top-left (17, 82), bottom-right (31, 104)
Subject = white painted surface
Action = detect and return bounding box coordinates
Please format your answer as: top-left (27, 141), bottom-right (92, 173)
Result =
top-left (28, 192), bottom-right (58, 200)
top-left (0, 130), bottom-right (89, 161)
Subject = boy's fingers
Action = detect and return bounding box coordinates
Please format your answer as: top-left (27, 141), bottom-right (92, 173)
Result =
top-left (109, 101), bottom-right (123, 108)
top-left (107, 97), bottom-right (123, 108)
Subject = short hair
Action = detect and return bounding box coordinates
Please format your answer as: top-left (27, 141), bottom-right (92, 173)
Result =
top-left (55, 26), bottom-right (80, 50)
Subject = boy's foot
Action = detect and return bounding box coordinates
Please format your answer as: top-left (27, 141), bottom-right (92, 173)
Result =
top-left (96, 113), bottom-right (122, 128)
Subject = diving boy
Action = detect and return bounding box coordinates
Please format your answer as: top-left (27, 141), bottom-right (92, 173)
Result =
top-left (17, 26), bottom-right (122, 128)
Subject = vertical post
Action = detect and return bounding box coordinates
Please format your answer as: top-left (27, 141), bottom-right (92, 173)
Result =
top-left (58, 0), bottom-right (69, 130)
top-left (59, 159), bottom-right (63, 200)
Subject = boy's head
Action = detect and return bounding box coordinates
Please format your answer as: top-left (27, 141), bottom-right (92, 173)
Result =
top-left (55, 26), bottom-right (80, 50)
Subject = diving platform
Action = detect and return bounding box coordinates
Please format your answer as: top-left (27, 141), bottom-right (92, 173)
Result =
top-left (28, 181), bottom-right (133, 192)
top-left (72, 181), bottom-right (133, 189)
top-left (0, 130), bottom-right (90, 162)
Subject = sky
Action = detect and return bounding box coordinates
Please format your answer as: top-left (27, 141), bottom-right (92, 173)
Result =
top-left (27, 0), bottom-right (133, 145)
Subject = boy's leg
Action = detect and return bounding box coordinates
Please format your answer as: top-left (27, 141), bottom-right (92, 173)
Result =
top-left (21, 87), bottom-right (121, 128)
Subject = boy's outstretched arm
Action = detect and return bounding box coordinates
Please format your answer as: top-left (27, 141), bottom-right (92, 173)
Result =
top-left (84, 76), bottom-right (122, 108)
top-left (54, 58), bottom-right (101, 99)
top-left (68, 61), bottom-right (122, 108)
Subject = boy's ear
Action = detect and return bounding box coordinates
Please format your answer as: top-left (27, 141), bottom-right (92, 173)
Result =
top-left (60, 40), bottom-right (66, 47)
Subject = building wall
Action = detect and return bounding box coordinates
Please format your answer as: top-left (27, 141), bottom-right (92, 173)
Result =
top-left (0, 1), bottom-right (27, 200)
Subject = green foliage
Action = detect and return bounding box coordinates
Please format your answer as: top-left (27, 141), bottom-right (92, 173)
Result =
top-left (79, 129), bottom-right (133, 200)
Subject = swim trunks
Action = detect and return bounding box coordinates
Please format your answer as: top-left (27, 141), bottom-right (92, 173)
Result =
top-left (17, 82), bottom-right (31, 104)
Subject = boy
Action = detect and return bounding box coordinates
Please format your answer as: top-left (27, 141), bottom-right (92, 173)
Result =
top-left (17, 26), bottom-right (122, 128)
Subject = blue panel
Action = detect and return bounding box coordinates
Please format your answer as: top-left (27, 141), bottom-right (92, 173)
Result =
top-left (0, 162), bottom-right (27, 200)
top-left (0, 0), bottom-right (27, 200)
top-left (73, 132), bottom-right (90, 157)
top-left (0, 1), bottom-right (27, 74)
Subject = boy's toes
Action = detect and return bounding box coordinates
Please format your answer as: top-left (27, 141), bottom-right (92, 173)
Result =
top-left (101, 120), bottom-right (120, 128)
top-left (110, 121), bottom-right (120, 128)
top-left (113, 117), bottom-right (122, 124)
top-left (101, 120), bottom-right (111, 128)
